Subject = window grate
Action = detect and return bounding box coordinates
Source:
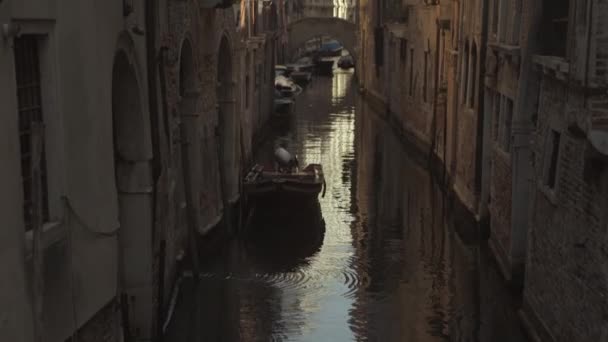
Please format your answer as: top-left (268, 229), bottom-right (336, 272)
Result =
top-left (14, 35), bottom-right (49, 231)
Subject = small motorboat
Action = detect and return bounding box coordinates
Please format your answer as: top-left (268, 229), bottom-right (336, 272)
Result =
top-left (318, 40), bottom-right (343, 57)
top-left (337, 55), bottom-right (355, 69)
top-left (244, 148), bottom-right (325, 199)
top-left (275, 75), bottom-right (302, 98)
top-left (275, 65), bottom-right (288, 77)
top-left (294, 57), bottom-right (316, 72)
top-left (315, 56), bottom-right (335, 76)
top-left (290, 70), bottom-right (313, 86)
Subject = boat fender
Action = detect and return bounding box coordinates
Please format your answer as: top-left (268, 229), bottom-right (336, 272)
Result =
top-left (274, 147), bottom-right (296, 167)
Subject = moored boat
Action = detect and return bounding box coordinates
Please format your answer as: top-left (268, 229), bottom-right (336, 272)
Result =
top-left (318, 40), bottom-right (343, 57)
top-left (275, 75), bottom-right (302, 98)
top-left (244, 163), bottom-right (325, 199)
top-left (290, 70), bottom-right (313, 86)
top-left (337, 55), bottom-right (355, 69)
top-left (315, 57), bottom-right (335, 76)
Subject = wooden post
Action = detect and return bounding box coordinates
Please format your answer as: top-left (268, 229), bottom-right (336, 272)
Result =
top-left (31, 122), bottom-right (45, 342)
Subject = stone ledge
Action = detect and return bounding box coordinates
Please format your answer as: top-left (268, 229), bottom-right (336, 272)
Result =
top-left (489, 41), bottom-right (521, 65)
top-left (533, 55), bottom-right (570, 81)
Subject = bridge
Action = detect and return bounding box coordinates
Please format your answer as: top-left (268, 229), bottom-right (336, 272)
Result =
top-left (287, 17), bottom-right (358, 61)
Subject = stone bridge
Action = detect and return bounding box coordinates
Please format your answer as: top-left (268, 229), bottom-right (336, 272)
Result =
top-left (287, 17), bottom-right (358, 61)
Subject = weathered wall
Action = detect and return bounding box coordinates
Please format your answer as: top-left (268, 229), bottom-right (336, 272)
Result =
top-left (0, 3), bottom-right (36, 340)
top-left (1, 0), bottom-right (279, 340)
top-left (0, 1), bottom-right (150, 340)
top-left (523, 76), bottom-right (608, 341)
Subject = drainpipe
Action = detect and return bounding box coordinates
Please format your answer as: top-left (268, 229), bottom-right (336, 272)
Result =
top-left (144, 0), bottom-right (165, 340)
top-left (509, 0), bottom-right (544, 283)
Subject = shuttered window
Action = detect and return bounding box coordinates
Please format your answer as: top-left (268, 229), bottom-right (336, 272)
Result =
top-left (14, 35), bottom-right (49, 231)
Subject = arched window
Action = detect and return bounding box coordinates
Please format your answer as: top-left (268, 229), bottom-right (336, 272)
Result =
top-left (469, 43), bottom-right (477, 108)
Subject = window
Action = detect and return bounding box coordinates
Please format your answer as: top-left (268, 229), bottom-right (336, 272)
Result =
top-left (374, 27), bottom-right (384, 67)
top-left (492, 91), bottom-right (501, 141)
top-left (510, 0), bottom-right (522, 45)
top-left (544, 130), bottom-right (561, 189)
top-left (423, 50), bottom-right (429, 103)
top-left (409, 48), bottom-right (414, 96)
top-left (498, 0), bottom-right (509, 43)
top-left (469, 44), bottom-right (477, 108)
top-left (14, 35), bottom-right (50, 231)
top-left (491, 0), bottom-right (499, 37)
top-left (399, 39), bottom-right (407, 65)
top-left (500, 97), bottom-right (513, 152)
top-left (541, 0), bottom-right (569, 57)
top-left (462, 42), bottom-right (469, 103)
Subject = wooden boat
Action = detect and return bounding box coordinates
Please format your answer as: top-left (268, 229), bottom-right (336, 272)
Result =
top-left (244, 163), bottom-right (326, 199)
top-left (275, 75), bottom-right (302, 98)
top-left (318, 40), bottom-right (343, 57)
top-left (315, 57), bottom-right (335, 76)
top-left (290, 70), bottom-right (313, 86)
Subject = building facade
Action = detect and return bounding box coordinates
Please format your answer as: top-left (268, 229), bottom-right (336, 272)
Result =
top-left (0, 0), bottom-right (282, 340)
top-left (359, 0), bottom-right (608, 340)
top-left (519, 0), bottom-right (608, 340)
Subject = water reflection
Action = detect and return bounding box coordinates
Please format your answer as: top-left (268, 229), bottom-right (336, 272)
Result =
top-left (166, 72), bottom-right (528, 341)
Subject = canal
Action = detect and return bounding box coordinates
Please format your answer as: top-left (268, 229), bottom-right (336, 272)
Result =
top-left (166, 70), bottom-right (529, 341)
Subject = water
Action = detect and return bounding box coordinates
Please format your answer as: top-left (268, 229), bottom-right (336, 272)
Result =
top-left (166, 71), bottom-right (529, 341)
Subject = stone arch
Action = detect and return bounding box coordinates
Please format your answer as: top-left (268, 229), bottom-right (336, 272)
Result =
top-left (287, 17), bottom-right (357, 61)
top-left (112, 37), bottom-right (155, 340)
top-left (216, 33), bottom-right (240, 232)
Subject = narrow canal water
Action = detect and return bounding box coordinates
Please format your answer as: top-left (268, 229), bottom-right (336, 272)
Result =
top-left (166, 71), bottom-right (529, 341)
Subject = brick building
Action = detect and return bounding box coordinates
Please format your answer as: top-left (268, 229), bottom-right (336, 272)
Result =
top-left (0, 0), bottom-right (281, 340)
top-left (518, 0), bottom-right (608, 340)
top-left (359, 0), bottom-right (608, 340)
top-left (358, 0), bottom-right (485, 213)
top-left (483, 0), bottom-right (528, 282)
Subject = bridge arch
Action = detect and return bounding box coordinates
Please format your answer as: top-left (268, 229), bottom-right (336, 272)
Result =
top-left (287, 17), bottom-right (357, 61)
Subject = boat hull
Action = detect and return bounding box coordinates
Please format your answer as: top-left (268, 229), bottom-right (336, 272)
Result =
top-left (244, 164), bottom-right (325, 200)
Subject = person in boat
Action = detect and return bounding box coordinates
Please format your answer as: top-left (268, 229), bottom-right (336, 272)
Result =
top-left (274, 146), bottom-right (299, 173)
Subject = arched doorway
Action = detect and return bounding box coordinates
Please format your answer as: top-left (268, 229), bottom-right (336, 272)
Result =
top-left (217, 35), bottom-right (239, 233)
top-left (112, 50), bottom-right (155, 339)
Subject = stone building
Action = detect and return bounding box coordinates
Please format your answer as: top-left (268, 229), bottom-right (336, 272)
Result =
top-left (517, 0), bottom-right (608, 340)
top-left (359, 0), bottom-right (486, 212)
top-left (482, 0), bottom-right (527, 283)
top-left (0, 0), bottom-right (280, 340)
top-left (359, 0), bottom-right (608, 340)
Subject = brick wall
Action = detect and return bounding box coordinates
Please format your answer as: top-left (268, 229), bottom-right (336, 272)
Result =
top-left (592, 0), bottom-right (608, 86)
top-left (523, 76), bottom-right (608, 342)
top-left (489, 150), bottom-right (512, 265)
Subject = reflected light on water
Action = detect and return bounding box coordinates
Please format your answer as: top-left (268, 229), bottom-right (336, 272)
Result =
top-left (165, 70), bottom-right (528, 342)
